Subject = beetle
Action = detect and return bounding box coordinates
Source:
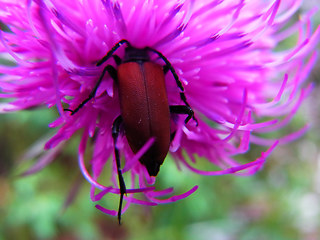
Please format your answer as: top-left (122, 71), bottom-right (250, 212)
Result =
top-left (66, 39), bottom-right (197, 223)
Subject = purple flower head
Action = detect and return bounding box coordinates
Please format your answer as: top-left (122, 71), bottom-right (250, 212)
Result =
top-left (0, 0), bottom-right (319, 220)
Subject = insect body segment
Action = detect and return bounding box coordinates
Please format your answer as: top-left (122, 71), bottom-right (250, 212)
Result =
top-left (117, 61), bottom-right (171, 176)
top-left (67, 39), bottom-right (197, 223)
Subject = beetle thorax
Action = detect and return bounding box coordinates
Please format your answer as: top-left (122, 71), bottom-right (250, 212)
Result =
top-left (124, 46), bottom-right (150, 63)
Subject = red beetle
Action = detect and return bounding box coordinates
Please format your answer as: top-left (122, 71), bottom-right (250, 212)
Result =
top-left (67, 39), bottom-right (197, 223)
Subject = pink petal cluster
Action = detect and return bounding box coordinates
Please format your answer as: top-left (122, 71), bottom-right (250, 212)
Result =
top-left (0, 0), bottom-right (319, 217)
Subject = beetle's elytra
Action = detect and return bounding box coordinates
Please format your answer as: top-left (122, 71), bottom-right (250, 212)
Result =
top-left (117, 61), bottom-right (170, 176)
top-left (66, 39), bottom-right (197, 223)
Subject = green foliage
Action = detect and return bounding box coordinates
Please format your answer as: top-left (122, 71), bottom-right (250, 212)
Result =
top-left (1, 98), bottom-right (319, 240)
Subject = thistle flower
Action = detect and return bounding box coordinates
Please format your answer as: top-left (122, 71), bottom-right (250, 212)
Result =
top-left (0, 0), bottom-right (319, 220)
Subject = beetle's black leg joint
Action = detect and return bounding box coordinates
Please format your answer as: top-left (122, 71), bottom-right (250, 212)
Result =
top-left (178, 92), bottom-right (199, 124)
top-left (112, 115), bottom-right (126, 224)
top-left (179, 92), bottom-right (191, 108)
top-left (163, 64), bottom-right (169, 74)
top-left (63, 108), bottom-right (74, 113)
top-left (97, 39), bottom-right (130, 66)
top-left (113, 55), bottom-right (122, 66)
top-left (106, 65), bottom-right (118, 83)
top-left (170, 105), bottom-right (198, 126)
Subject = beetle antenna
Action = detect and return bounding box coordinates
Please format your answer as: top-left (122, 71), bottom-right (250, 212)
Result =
top-left (97, 39), bottom-right (130, 66)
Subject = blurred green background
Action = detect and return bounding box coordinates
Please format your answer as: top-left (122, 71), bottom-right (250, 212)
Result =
top-left (1, 4), bottom-right (320, 240)
top-left (1, 95), bottom-right (320, 240)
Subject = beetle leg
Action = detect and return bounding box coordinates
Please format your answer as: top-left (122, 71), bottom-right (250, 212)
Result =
top-left (170, 105), bottom-right (198, 126)
top-left (162, 62), bottom-right (194, 116)
top-left (163, 64), bottom-right (169, 74)
top-left (112, 115), bottom-right (127, 224)
top-left (147, 47), bottom-right (197, 125)
top-left (105, 65), bottom-right (118, 83)
top-left (65, 65), bottom-right (118, 115)
top-left (171, 94), bottom-right (198, 125)
top-left (146, 47), bottom-right (184, 91)
top-left (113, 55), bottom-right (122, 66)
